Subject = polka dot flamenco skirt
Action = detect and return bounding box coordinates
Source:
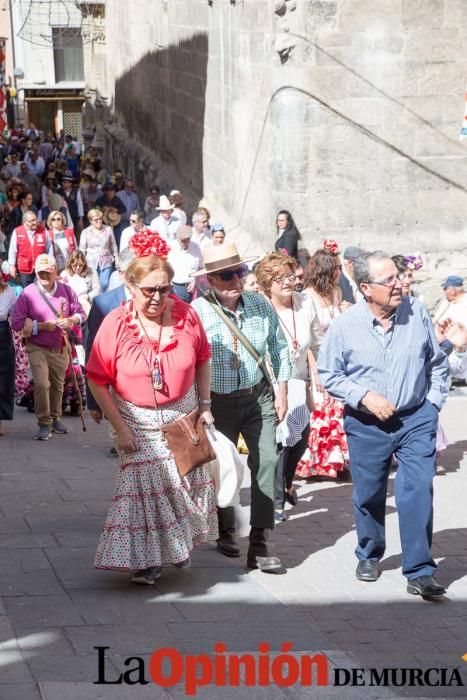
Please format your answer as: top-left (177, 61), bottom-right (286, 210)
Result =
top-left (94, 386), bottom-right (218, 571)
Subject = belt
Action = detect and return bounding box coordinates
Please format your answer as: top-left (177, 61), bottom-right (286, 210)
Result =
top-left (0, 319), bottom-right (10, 326)
top-left (212, 381), bottom-right (263, 399)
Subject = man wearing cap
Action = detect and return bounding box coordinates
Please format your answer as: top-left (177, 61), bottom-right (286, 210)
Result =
top-left (192, 243), bottom-right (291, 572)
top-left (11, 254), bottom-right (85, 441)
top-left (339, 246), bottom-right (365, 305)
top-left (319, 251), bottom-right (449, 597)
top-left (169, 189), bottom-right (187, 225)
top-left (167, 225), bottom-right (202, 302)
top-left (149, 195), bottom-right (181, 241)
top-left (8, 211), bottom-right (52, 287)
top-left (433, 276), bottom-right (467, 352)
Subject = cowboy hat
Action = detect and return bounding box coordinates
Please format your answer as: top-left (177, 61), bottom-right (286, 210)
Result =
top-left (103, 207), bottom-right (122, 227)
top-left (191, 243), bottom-right (258, 277)
top-left (156, 195), bottom-right (174, 211)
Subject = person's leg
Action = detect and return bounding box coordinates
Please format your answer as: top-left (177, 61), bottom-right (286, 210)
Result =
top-left (47, 348), bottom-right (69, 421)
top-left (394, 400), bottom-right (438, 580)
top-left (284, 423), bottom-right (310, 490)
top-left (240, 385), bottom-right (278, 531)
top-left (344, 411), bottom-right (394, 562)
top-left (27, 345), bottom-right (51, 426)
top-left (98, 267), bottom-right (112, 293)
top-left (211, 392), bottom-right (241, 556)
top-left (274, 446), bottom-right (287, 510)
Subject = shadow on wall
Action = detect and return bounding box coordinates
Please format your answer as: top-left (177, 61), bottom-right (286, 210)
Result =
top-left (114, 32), bottom-right (208, 196)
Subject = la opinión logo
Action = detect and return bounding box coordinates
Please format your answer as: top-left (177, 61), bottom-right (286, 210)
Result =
top-left (94, 643), bottom-right (329, 695)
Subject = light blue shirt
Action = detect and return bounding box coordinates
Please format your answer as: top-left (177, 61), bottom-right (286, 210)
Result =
top-left (318, 296), bottom-right (449, 412)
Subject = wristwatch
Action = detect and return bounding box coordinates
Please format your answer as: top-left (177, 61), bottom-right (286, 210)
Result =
top-left (200, 399), bottom-right (212, 406)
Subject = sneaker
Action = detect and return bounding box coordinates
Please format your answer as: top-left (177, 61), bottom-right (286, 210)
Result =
top-left (51, 418), bottom-right (68, 434)
top-left (34, 425), bottom-right (51, 441)
top-left (173, 557), bottom-right (191, 569)
top-left (131, 566), bottom-right (162, 585)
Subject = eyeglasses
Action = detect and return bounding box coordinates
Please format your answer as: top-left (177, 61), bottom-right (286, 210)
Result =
top-left (272, 272), bottom-right (295, 285)
top-left (369, 273), bottom-right (404, 288)
top-left (134, 282), bottom-right (172, 297)
top-left (216, 265), bottom-right (249, 282)
top-left (51, 216), bottom-right (62, 221)
top-left (92, 217), bottom-right (103, 222)
top-left (129, 219), bottom-right (139, 224)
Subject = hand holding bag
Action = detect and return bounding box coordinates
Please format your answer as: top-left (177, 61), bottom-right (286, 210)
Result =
top-left (160, 407), bottom-right (216, 477)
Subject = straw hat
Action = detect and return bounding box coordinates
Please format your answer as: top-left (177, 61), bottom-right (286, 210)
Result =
top-left (103, 207), bottom-right (122, 227)
top-left (191, 243), bottom-right (258, 277)
top-left (156, 195), bottom-right (174, 211)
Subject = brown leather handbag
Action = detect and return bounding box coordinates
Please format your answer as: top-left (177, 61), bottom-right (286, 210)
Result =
top-left (160, 408), bottom-right (216, 477)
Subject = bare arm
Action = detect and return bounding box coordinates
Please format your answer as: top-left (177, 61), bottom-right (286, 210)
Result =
top-left (87, 379), bottom-right (137, 453)
top-left (195, 359), bottom-right (214, 426)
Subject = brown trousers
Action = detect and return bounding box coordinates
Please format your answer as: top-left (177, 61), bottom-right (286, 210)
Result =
top-left (26, 342), bottom-right (69, 426)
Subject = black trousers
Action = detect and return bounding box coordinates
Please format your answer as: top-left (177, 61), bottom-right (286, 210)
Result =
top-left (275, 424), bottom-right (310, 509)
top-left (211, 381), bottom-right (278, 530)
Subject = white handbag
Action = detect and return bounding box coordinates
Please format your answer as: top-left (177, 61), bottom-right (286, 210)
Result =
top-left (206, 427), bottom-right (245, 508)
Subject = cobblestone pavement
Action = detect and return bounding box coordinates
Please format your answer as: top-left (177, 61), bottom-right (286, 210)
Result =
top-left (0, 392), bottom-right (466, 699)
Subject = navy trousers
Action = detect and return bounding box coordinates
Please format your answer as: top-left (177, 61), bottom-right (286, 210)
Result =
top-left (344, 399), bottom-right (438, 580)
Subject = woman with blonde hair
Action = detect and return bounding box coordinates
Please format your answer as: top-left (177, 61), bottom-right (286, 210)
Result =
top-left (86, 235), bottom-right (217, 584)
top-left (60, 250), bottom-right (100, 316)
top-left (79, 207), bottom-right (119, 292)
top-left (46, 210), bottom-right (77, 273)
top-left (256, 252), bottom-right (322, 520)
top-left (297, 241), bottom-right (349, 479)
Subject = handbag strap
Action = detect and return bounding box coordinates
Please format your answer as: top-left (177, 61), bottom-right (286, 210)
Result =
top-left (205, 291), bottom-right (276, 395)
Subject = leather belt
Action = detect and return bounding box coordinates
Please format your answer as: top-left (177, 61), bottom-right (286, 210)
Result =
top-left (212, 381), bottom-right (263, 399)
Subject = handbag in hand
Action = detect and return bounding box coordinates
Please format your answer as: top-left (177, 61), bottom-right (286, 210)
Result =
top-left (160, 408), bottom-right (216, 477)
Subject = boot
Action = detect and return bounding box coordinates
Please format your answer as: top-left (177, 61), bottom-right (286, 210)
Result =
top-left (247, 527), bottom-right (282, 572)
top-left (216, 506), bottom-right (240, 557)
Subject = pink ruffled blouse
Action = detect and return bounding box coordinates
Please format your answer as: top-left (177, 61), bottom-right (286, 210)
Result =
top-left (86, 296), bottom-right (211, 407)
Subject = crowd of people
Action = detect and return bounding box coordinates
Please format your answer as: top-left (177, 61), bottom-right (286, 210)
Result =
top-left (1, 125), bottom-right (467, 597)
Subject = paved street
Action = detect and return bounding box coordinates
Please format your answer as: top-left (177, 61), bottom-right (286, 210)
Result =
top-left (0, 392), bottom-right (466, 700)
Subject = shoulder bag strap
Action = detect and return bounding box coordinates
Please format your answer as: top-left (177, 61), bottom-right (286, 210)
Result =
top-left (205, 291), bottom-right (276, 396)
top-left (35, 281), bottom-right (60, 317)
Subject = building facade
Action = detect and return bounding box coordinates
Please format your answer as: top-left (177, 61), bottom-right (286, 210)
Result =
top-left (79, 0), bottom-right (467, 293)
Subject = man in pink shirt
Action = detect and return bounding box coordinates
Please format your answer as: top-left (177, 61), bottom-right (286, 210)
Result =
top-left (11, 254), bottom-right (85, 440)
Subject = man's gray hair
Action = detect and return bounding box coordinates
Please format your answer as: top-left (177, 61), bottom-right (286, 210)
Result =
top-left (22, 210), bottom-right (37, 224)
top-left (119, 247), bottom-right (137, 272)
top-left (130, 209), bottom-right (144, 220)
top-left (353, 251), bottom-right (392, 291)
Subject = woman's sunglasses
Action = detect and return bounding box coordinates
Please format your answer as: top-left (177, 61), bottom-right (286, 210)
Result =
top-left (216, 265), bottom-right (249, 282)
top-left (134, 283), bottom-right (172, 298)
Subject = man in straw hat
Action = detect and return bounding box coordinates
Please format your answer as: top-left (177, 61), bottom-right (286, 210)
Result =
top-left (149, 194), bottom-right (181, 242)
top-left (192, 243), bottom-right (291, 572)
top-left (11, 253), bottom-right (85, 441)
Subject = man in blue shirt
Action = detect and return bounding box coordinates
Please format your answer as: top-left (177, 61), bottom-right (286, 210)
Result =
top-left (319, 251), bottom-right (449, 598)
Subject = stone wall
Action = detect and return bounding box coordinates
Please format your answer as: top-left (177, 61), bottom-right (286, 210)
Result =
top-left (85, 0), bottom-right (467, 301)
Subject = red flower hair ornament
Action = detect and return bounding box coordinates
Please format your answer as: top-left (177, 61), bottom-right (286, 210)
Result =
top-left (128, 228), bottom-right (171, 259)
top-left (322, 238), bottom-right (340, 255)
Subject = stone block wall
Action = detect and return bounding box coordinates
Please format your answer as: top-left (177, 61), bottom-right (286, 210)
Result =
top-left (92, 0), bottom-right (467, 299)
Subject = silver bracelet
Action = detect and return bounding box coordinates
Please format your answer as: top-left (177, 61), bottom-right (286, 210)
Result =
top-left (200, 399), bottom-right (212, 406)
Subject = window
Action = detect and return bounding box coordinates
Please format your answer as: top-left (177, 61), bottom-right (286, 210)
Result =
top-left (52, 28), bottom-right (84, 82)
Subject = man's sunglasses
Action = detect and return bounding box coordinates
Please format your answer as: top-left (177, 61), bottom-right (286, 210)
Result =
top-left (134, 282), bottom-right (172, 298)
top-left (216, 265), bottom-right (249, 282)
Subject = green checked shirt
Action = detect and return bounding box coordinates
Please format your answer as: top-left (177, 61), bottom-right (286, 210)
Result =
top-left (192, 291), bottom-right (292, 394)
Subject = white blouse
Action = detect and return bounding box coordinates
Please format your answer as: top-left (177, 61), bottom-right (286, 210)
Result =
top-left (0, 285), bottom-right (16, 321)
top-left (274, 292), bottom-right (323, 380)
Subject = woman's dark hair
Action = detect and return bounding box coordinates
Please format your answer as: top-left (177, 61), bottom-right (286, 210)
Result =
top-left (305, 249), bottom-right (339, 299)
top-left (276, 209), bottom-right (301, 240)
top-left (392, 254), bottom-right (408, 274)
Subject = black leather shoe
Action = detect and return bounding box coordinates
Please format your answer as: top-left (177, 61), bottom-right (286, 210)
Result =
top-left (356, 559), bottom-right (380, 581)
top-left (407, 575), bottom-right (446, 598)
top-left (285, 487), bottom-right (298, 506)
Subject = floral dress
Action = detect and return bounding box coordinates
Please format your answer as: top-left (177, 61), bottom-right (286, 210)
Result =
top-left (296, 292), bottom-right (349, 478)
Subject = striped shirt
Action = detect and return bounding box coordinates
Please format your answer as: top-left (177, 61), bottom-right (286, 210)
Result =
top-left (192, 291), bottom-right (291, 394)
top-left (318, 296), bottom-right (449, 411)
